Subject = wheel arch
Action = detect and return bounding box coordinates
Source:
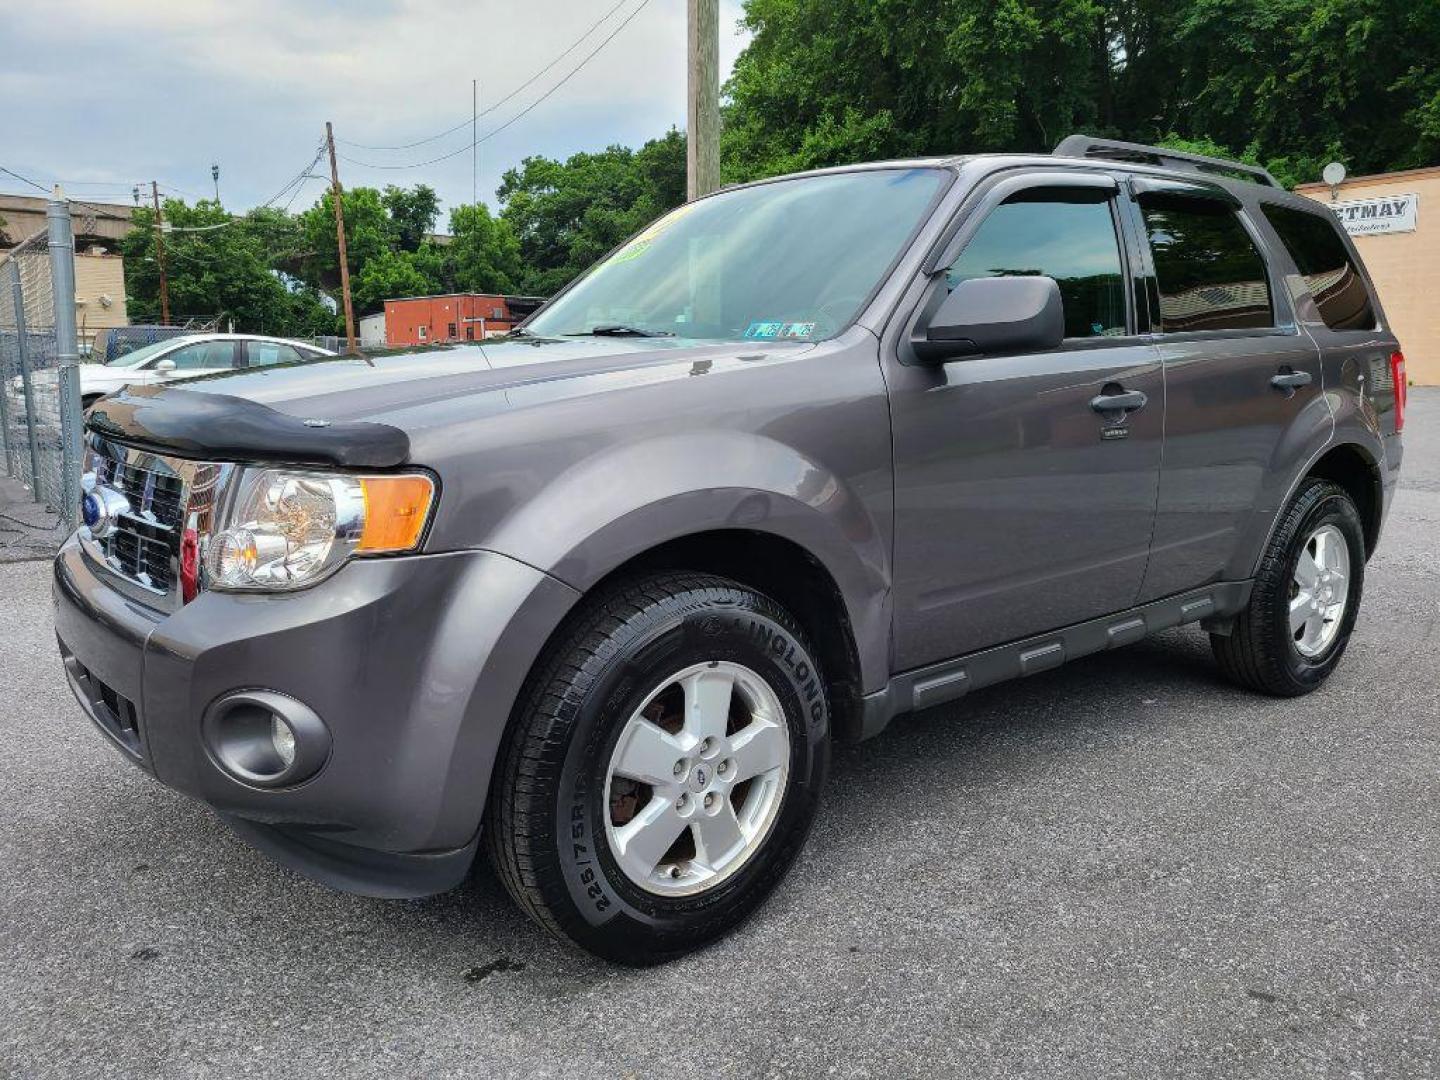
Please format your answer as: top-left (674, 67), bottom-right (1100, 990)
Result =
top-left (576, 529), bottom-right (868, 741)
top-left (1305, 442), bottom-right (1383, 558)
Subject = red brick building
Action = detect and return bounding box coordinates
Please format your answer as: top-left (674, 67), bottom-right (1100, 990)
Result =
top-left (382, 293), bottom-right (545, 347)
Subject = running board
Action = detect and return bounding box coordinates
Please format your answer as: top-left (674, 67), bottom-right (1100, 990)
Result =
top-left (856, 581), bottom-right (1253, 740)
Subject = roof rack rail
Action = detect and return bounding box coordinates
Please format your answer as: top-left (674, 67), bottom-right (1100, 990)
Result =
top-left (1052, 135), bottom-right (1280, 188)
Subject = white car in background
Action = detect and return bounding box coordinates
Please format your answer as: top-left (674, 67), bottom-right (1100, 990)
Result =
top-left (76, 334), bottom-right (337, 407)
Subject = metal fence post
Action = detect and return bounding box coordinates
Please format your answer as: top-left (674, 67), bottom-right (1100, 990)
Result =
top-left (48, 194), bottom-right (82, 526)
top-left (0, 266), bottom-right (13, 477)
top-left (6, 259), bottom-right (43, 496)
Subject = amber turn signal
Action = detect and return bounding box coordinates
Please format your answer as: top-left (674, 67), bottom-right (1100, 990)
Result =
top-left (357, 475), bottom-right (436, 553)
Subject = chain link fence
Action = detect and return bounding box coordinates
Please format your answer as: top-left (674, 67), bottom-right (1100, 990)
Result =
top-left (0, 199), bottom-right (84, 527)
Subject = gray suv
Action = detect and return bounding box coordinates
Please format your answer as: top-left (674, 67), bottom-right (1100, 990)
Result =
top-left (54, 137), bottom-right (1405, 963)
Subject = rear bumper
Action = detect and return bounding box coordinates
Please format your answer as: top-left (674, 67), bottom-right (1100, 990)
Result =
top-left (53, 538), bottom-right (579, 897)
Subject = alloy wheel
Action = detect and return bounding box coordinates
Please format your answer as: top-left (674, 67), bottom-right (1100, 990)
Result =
top-left (603, 661), bottom-right (791, 897)
top-left (1290, 523), bottom-right (1350, 658)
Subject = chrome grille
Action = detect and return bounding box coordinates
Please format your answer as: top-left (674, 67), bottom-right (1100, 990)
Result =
top-left (80, 434), bottom-right (222, 611)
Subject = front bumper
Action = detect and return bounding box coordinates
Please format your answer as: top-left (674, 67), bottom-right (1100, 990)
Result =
top-left (53, 538), bottom-right (579, 897)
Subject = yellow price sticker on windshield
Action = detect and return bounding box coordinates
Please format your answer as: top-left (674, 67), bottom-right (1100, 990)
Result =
top-left (607, 202), bottom-right (698, 266)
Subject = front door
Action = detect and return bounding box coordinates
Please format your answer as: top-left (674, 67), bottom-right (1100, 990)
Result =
top-left (887, 174), bottom-right (1164, 670)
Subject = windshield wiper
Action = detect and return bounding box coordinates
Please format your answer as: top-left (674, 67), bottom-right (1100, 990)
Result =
top-left (565, 324), bottom-right (675, 338)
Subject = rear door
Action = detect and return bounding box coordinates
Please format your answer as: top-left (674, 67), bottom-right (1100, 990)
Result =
top-left (886, 170), bottom-right (1164, 669)
top-left (1126, 179), bottom-right (1328, 601)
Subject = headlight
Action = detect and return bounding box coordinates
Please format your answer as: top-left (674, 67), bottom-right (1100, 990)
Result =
top-left (205, 468), bottom-right (435, 592)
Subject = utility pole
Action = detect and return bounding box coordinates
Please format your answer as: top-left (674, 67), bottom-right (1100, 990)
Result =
top-left (211, 163), bottom-right (220, 204)
top-left (686, 0), bottom-right (720, 200)
top-left (150, 181), bottom-right (170, 326)
top-left (325, 122), bottom-right (359, 356)
top-left (472, 78), bottom-right (479, 208)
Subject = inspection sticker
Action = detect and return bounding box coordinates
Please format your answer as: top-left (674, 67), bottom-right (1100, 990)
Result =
top-left (745, 321), bottom-right (816, 340)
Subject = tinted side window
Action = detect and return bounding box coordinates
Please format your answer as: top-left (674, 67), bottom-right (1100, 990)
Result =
top-left (1261, 204), bottom-right (1376, 331)
top-left (1138, 195), bottom-right (1272, 333)
top-left (946, 191), bottom-right (1127, 339)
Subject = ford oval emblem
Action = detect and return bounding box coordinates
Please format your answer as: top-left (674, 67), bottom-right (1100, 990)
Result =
top-left (82, 486), bottom-right (131, 539)
top-left (80, 491), bottom-right (102, 529)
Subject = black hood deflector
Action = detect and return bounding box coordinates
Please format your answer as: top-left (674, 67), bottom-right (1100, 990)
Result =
top-left (86, 383), bottom-right (410, 469)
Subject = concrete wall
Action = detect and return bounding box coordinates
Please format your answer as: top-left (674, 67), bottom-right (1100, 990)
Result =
top-left (1296, 167), bottom-right (1440, 385)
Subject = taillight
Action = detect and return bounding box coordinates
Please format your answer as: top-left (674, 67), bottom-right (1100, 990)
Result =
top-left (1390, 351), bottom-right (1407, 432)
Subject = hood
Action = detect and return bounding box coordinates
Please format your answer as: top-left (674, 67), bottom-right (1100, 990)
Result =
top-left (85, 336), bottom-right (813, 467)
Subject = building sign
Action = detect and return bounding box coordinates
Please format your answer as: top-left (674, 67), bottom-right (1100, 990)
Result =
top-left (1330, 193), bottom-right (1418, 236)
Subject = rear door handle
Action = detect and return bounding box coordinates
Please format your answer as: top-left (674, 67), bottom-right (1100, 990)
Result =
top-left (1271, 369), bottom-right (1313, 391)
top-left (1090, 388), bottom-right (1148, 414)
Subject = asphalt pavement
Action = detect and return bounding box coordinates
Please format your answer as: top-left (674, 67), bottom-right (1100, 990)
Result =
top-left (2, 393), bottom-right (1436, 1080)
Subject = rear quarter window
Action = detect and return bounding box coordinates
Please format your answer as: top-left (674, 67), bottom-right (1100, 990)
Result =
top-left (1261, 204), bottom-right (1377, 332)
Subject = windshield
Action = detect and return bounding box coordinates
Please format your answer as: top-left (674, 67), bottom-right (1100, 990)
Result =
top-left (105, 338), bottom-right (188, 368)
top-left (526, 168), bottom-right (946, 342)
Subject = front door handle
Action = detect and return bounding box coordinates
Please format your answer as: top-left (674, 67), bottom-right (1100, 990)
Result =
top-left (1090, 388), bottom-right (1148, 414)
top-left (1271, 368), bottom-right (1314, 391)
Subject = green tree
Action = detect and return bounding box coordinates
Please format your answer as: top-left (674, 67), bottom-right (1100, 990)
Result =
top-left (121, 199), bottom-right (331, 334)
top-left (352, 248), bottom-right (433, 315)
top-left (381, 184), bottom-right (440, 251)
top-left (722, 0), bottom-right (1106, 180)
top-left (446, 203), bottom-right (523, 294)
top-left (720, 0), bottom-right (1440, 184)
top-left (497, 129), bottom-right (686, 294)
top-left (296, 186), bottom-right (394, 296)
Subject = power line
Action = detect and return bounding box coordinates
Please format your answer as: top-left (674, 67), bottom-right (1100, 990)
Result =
top-left (337, 0), bottom-right (633, 152)
top-left (338, 0), bottom-right (654, 171)
top-left (1, 163), bottom-right (138, 222)
top-left (0, 164), bottom-right (48, 192)
top-left (154, 141), bottom-right (326, 232)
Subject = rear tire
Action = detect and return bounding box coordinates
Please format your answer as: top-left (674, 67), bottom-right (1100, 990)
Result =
top-left (486, 572), bottom-right (830, 964)
top-left (1211, 478), bottom-right (1365, 696)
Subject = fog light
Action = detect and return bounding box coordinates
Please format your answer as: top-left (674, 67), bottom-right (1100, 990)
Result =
top-left (201, 690), bottom-right (330, 788)
top-left (271, 716), bottom-right (297, 768)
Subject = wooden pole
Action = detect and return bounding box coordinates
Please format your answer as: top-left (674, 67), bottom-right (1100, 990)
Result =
top-left (686, 0), bottom-right (720, 200)
top-left (325, 122), bottom-right (359, 356)
top-left (150, 181), bottom-right (170, 326)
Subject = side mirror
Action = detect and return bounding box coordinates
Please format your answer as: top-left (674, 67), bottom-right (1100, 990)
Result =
top-left (154, 358), bottom-right (177, 374)
top-left (912, 275), bottom-right (1065, 363)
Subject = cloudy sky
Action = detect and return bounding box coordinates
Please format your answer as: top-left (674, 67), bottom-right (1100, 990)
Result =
top-left (0, 0), bottom-right (750, 222)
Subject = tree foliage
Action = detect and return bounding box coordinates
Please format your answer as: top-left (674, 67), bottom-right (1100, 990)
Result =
top-left (722, 0), bottom-right (1440, 183)
top-left (120, 199), bottom-right (333, 335)
top-left (497, 129), bottom-right (687, 295)
top-left (448, 203), bottom-right (524, 295)
top-left (381, 183), bottom-right (440, 251)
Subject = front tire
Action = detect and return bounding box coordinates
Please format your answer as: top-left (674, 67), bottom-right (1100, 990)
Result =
top-left (486, 572), bottom-right (830, 964)
top-left (1211, 478), bottom-right (1365, 696)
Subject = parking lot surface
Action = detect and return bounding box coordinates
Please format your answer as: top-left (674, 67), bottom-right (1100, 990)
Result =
top-left (2, 392), bottom-right (1436, 1080)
